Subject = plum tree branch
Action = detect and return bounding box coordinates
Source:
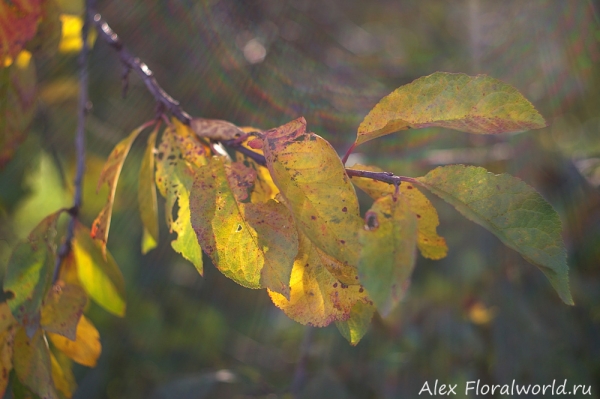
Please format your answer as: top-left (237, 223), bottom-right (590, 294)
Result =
top-left (53, 0), bottom-right (93, 283)
top-left (89, 9), bottom-right (412, 189)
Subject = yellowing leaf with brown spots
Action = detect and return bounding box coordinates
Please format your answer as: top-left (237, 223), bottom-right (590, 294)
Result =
top-left (268, 233), bottom-right (370, 327)
top-left (0, 0), bottom-right (41, 59)
top-left (356, 72), bottom-right (547, 146)
top-left (50, 352), bottom-right (74, 398)
top-left (73, 223), bottom-right (126, 317)
top-left (48, 315), bottom-right (100, 368)
top-left (235, 135), bottom-right (279, 203)
top-left (41, 283), bottom-right (87, 340)
top-left (262, 118), bottom-right (362, 283)
top-left (91, 123), bottom-right (149, 256)
top-left (190, 157), bottom-right (297, 297)
top-left (0, 304), bottom-right (17, 397)
top-left (348, 164), bottom-right (447, 259)
top-left (138, 127), bottom-right (159, 254)
top-left (13, 328), bottom-right (58, 399)
top-left (358, 195), bottom-right (418, 316)
top-left (335, 300), bottom-right (375, 346)
top-left (155, 120), bottom-right (207, 274)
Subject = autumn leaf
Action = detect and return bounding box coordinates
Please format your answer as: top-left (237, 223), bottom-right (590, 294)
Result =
top-left (40, 283), bottom-right (87, 341)
top-left (0, 0), bottom-right (42, 60)
top-left (92, 122), bottom-right (150, 256)
top-left (262, 117), bottom-right (362, 283)
top-left (155, 120), bottom-right (206, 274)
top-left (138, 127), bottom-right (159, 254)
top-left (348, 164), bottom-right (447, 260)
top-left (4, 210), bottom-right (62, 336)
top-left (190, 117), bottom-right (245, 141)
top-left (358, 195), bottom-right (418, 316)
top-left (268, 233), bottom-right (371, 327)
top-left (356, 72), bottom-right (547, 146)
top-left (24, 0), bottom-right (62, 59)
top-left (0, 304), bottom-right (17, 397)
top-left (235, 136), bottom-right (279, 203)
top-left (50, 352), bottom-right (75, 398)
top-left (414, 165), bottom-right (573, 305)
top-left (13, 328), bottom-right (58, 399)
top-left (48, 315), bottom-right (101, 368)
top-left (335, 301), bottom-right (375, 346)
top-left (73, 223), bottom-right (126, 317)
top-left (190, 157), bottom-right (297, 296)
top-left (0, 50), bottom-right (37, 170)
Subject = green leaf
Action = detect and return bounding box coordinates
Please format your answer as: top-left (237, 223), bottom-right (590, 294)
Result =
top-left (4, 211), bottom-right (62, 336)
top-left (356, 72), bottom-right (547, 146)
top-left (190, 157), bottom-right (298, 296)
top-left (91, 123), bottom-right (148, 256)
top-left (348, 164), bottom-right (447, 260)
top-left (138, 127), bottom-right (159, 254)
top-left (335, 301), bottom-right (375, 346)
top-left (155, 120), bottom-right (206, 274)
top-left (72, 223), bottom-right (126, 317)
top-left (415, 165), bottom-right (573, 305)
top-left (13, 329), bottom-right (58, 399)
top-left (262, 118), bottom-right (362, 283)
top-left (358, 195), bottom-right (418, 316)
top-left (268, 233), bottom-right (370, 327)
top-left (40, 284), bottom-right (87, 341)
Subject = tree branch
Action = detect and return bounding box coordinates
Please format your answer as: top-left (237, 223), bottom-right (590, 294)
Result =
top-left (89, 10), bottom-right (416, 190)
top-left (53, 0), bottom-right (93, 283)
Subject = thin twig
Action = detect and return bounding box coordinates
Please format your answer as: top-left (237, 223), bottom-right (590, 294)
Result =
top-left (53, 0), bottom-right (93, 283)
top-left (346, 168), bottom-right (416, 186)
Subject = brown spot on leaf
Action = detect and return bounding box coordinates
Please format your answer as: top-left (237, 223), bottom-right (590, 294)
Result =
top-left (342, 207), bottom-right (347, 212)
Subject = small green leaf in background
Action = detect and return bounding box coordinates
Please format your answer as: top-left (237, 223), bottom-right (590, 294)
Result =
top-left (73, 223), bottom-right (126, 317)
top-left (415, 165), bottom-right (573, 305)
top-left (335, 301), bottom-right (375, 346)
top-left (138, 127), bottom-right (159, 254)
top-left (4, 211), bottom-right (62, 336)
top-left (356, 72), bottom-right (547, 146)
top-left (358, 195), bottom-right (418, 316)
top-left (155, 120), bottom-right (206, 274)
top-left (91, 123), bottom-right (149, 256)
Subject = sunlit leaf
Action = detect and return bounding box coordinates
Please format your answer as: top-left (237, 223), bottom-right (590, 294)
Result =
top-left (348, 164), bottom-right (447, 260)
top-left (91, 123), bottom-right (149, 256)
top-left (4, 211), bottom-right (62, 336)
top-left (13, 328), bottom-right (58, 399)
top-left (155, 120), bottom-right (206, 274)
top-left (24, 0), bottom-right (62, 59)
top-left (268, 233), bottom-right (370, 327)
top-left (358, 195), bottom-right (417, 316)
top-left (73, 223), bottom-right (126, 317)
top-left (138, 127), bottom-right (159, 254)
top-left (50, 352), bottom-right (74, 398)
top-left (262, 118), bottom-right (362, 283)
top-left (415, 165), bottom-right (573, 305)
top-left (335, 300), bottom-right (375, 346)
top-left (41, 283), bottom-right (87, 340)
top-left (0, 0), bottom-right (42, 59)
top-left (48, 315), bottom-right (101, 368)
top-left (234, 138), bottom-right (279, 203)
top-left (58, 14), bottom-right (96, 53)
top-left (190, 157), bottom-right (297, 296)
top-left (356, 72), bottom-right (547, 146)
top-left (0, 50), bottom-right (37, 170)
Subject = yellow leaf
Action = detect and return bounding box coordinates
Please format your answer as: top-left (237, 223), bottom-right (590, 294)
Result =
top-left (235, 136), bottom-right (280, 203)
top-left (48, 315), bottom-right (101, 367)
top-left (73, 223), bottom-right (126, 317)
top-left (41, 283), bottom-right (87, 340)
top-left (262, 118), bottom-right (362, 283)
top-left (335, 300), bottom-right (375, 346)
top-left (138, 127), bottom-right (159, 254)
top-left (13, 328), bottom-right (59, 399)
top-left (0, 316), bottom-right (16, 397)
top-left (155, 120), bottom-right (206, 274)
top-left (50, 352), bottom-right (73, 398)
top-left (268, 233), bottom-right (370, 327)
top-left (348, 164), bottom-right (447, 260)
top-left (58, 14), bottom-right (97, 53)
top-left (91, 123), bottom-right (150, 256)
top-left (190, 157), bottom-right (298, 296)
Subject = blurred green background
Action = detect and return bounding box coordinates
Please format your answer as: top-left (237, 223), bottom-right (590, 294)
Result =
top-left (1, 0), bottom-right (600, 398)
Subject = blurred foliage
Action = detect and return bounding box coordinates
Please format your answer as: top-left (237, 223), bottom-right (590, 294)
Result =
top-left (1, 0), bottom-right (600, 398)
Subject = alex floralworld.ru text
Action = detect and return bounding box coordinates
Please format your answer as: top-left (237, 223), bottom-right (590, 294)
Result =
top-left (419, 379), bottom-right (592, 396)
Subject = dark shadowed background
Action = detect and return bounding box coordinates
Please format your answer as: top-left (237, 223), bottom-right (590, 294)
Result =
top-left (1, 0), bottom-right (600, 398)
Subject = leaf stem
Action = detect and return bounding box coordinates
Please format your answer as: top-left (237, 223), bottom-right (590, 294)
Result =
top-left (53, 0), bottom-right (93, 283)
